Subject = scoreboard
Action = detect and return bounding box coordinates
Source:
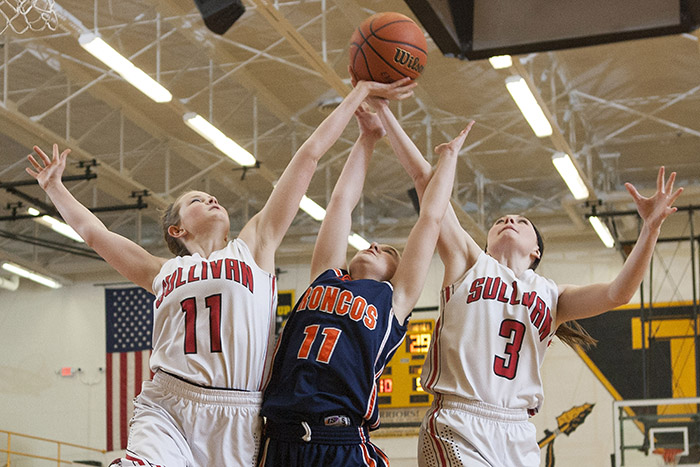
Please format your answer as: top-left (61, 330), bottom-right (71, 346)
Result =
top-left (275, 290), bottom-right (295, 334)
top-left (378, 319), bottom-right (434, 408)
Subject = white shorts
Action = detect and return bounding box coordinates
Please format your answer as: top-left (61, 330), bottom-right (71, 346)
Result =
top-left (418, 395), bottom-right (539, 467)
top-left (110, 371), bottom-right (263, 467)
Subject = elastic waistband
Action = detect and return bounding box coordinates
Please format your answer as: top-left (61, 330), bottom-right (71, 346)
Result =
top-left (153, 370), bottom-right (262, 407)
top-left (436, 394), bottom-right (529, 422)
top-left (264, 420), bottom-right (370, 445)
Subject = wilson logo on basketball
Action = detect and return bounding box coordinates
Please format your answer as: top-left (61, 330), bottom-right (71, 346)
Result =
top-left (393, 47), bottom-right (424, 73)
top-left (349, 12), bottom-right (428, 82)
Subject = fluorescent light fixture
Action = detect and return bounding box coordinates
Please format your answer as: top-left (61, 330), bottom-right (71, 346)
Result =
top-left (28, 208), bottom-right (84, 243)
top-left (2, 262), bottom-right (62, 288)
top-left (45, 218), bottom-right (85, 243)
top-left (505, 75), bottom-right (552, 137)
top-left (299, 195), bottom-right (326, 221)
top-left (183, 113), bottom-right (257, 167)
top-left (348, 233), bottom-right (370, 251)
top-left (275, 191), bottom-right (368, 250)
top-left (489, 55), bottom-right (512, 69)
top-left (291, 196), bottom-right (371, 250)
top-left (78, 32), bottom-right (172, 103)
top-left (551, 152), bottom-right (590, 200)
top-left (588, 216), bottom-right (615, 248)
top-left (294, 196), bottom-right (372, 250)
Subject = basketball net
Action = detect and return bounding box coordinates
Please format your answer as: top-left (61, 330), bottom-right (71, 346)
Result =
top-left (653, 448), bottom-right (683, 466)
top-left (0, 0), bottom-right (57, 35)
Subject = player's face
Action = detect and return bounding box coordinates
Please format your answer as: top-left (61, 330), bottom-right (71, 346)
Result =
top-left (486, 215), bottom-right (539, 258)
top-left (176, 191), bottom-right (230, 232)
top-left (349, 242), bottom-right (400, 281)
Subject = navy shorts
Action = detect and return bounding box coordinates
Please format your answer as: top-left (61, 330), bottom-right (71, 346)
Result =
top-left (257, 420), bottom-right (390, 467)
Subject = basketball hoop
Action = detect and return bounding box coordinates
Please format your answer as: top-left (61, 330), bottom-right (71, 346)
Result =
top-left (0, 0), bottom-right (57, 35)
top-left (653, 447), bottom-right (683, 466)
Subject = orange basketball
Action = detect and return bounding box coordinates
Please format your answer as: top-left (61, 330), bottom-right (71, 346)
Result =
top-left (349, 12), bottom-right (428, 83)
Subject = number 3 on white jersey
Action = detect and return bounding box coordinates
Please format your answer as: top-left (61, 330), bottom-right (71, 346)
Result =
top-left (493, 319), bottom-right (525, 380)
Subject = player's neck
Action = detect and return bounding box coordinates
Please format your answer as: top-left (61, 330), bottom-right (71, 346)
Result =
top-left (488, 251), bottom-right (532, 278)
top-left (348, 265), bottom-right (385, 282)
top-left (183, 233), bottom-right (228, 258)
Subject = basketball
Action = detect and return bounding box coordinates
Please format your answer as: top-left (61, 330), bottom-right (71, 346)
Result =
top-left (349, 12), bottom-right (428, 83)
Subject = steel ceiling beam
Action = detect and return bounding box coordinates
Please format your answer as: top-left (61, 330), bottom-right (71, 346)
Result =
top-left (20, 6), bottom-right (281, 209)
top-left (511, 58), bottom-right (597, 200)
top-left (574, 89), bottom-right (700, 140)
top-left (249, 0), bottom-right (349, 96)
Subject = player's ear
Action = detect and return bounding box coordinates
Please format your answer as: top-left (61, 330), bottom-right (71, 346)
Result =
top-left (168, 225), bottom-right (186, 239)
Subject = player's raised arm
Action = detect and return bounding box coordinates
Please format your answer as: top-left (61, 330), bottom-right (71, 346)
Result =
top-left (368, 94), bottom-right (478, 285)
top-left (391, 125), bottom-right (471, 323)
top-left (309, 107), bottom-right (385, 279)
top-left (556, 167), bottom-right (683, 325)
top-left (26, 144), bottom-right (166, 292)
top-left (238, 78), bottom-right (416, 274)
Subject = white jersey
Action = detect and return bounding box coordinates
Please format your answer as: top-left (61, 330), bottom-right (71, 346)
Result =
top-left (150, 239), bottom-right (277, 390)
top-left (421, 252), bottom-right (558, 413)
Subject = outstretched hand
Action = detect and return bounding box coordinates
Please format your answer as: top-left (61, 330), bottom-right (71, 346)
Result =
top-left (349, 66), bottom-right (417, 101)
top-left (434, 120), bottom-right (475, 157)
top-left (355, 106), bottom-right (386, 140)
top-left (365, 77), bottom-right (417, 100)
top-left (625, 167), bottom-right (683, 231)
top-left (26, 144), bottom-right (70, 191)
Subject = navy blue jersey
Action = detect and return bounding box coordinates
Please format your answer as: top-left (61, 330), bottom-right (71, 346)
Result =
top-left (262, 268), bottom-right (407, 429)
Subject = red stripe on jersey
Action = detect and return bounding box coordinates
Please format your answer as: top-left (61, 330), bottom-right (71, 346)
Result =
top-left (423, 285), bottom-right (451, 391)
top-left (423, 316), bottom-right (443, 390)
top-left (427, 395), bottom-right (450, 466)
top-left (376, 445), bottom-right (390, 466)
top-left (125, 453), bottom-right (146, 465)
top-left (364, 383), bottom-right (377, 421)
top-left (359, 431), bottom-right (377, 467)
top-left (366, 438), bottom-right (390, 467)
top-left (332, 268), bottom-right (352, 281)
top-left (365, 318), bottom-right (403, 427)
top-left (125, 452), bottom-right (165, 467)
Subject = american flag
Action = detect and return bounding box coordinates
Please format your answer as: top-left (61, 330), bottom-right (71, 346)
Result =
top-left (105, 287), bottom-right (154, 452)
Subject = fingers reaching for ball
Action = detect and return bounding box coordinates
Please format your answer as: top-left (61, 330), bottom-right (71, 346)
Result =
top-left (363, 77), bottom-right (417, 101)
top-left (434, 121), bottom-right (475, 157)
top-left (348, 67), bottom-right (417, 102)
